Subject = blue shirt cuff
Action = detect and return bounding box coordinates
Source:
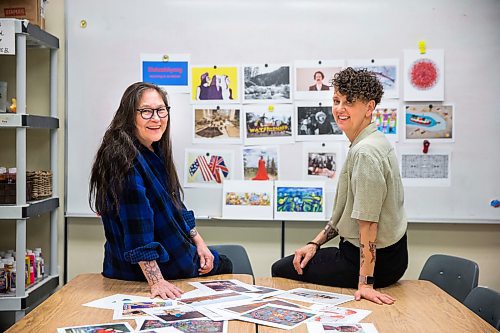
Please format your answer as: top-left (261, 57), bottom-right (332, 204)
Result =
top-left (182, 209), bottom-right (196, 230)
top-left (124, 242), bottom-right (170, 264)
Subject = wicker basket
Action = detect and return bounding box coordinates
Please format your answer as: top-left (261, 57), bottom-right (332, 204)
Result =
top-left (26, 170), bottom-right (52, 200)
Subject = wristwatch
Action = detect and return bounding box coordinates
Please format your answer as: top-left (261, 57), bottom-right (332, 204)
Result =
top-left (359, 275), bottom-right (375, 286)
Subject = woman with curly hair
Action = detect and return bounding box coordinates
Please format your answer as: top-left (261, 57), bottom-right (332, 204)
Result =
top-left (272, 68), bottom-right (408, 305)
top-left (89, 82), bottom-right (232, 299)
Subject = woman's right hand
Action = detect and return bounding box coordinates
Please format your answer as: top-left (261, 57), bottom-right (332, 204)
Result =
top-left (292, 243), bottom-right (318, 275)
top-left (150, 279), bottom-right (184, 300)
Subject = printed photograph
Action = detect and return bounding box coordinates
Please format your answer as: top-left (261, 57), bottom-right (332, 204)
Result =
top-left (144, 306), bottom-right (206, 323)
top-left (310, 304), bottom-right (371, 323)
top-left (276, 187), bottom-right (324, 213)
top-left (373, 102), bottom-right (399, 140)
top-left (242, 146), bottom-right (279, 181)
top-left (348, 59), bottom-right (399, 99)
top-left (222, 180), bottom-right (274, 219)
top-left (191, 65), bottom-right (239, 102)
top-left (180, 291), bottom-right (252, 307)
top-left (243, 65), bottom-right (291, 102)
top-left (307, 152), bottom-right (337, 179)
top-left (277, 287), bottom-right (354, 306)
top-left (137, 319), bottom-right (171, 331)
top-left (184, 149), bottom-right (234, 187)
top-left (225, 192), bottom-right (271, 206)
top-left (224, 299), bottom-right (301, 314)
top-left (404, 49), bottom-right (444, 101)
top-left (113, 300), bottom-right (174, 320)
top-left (240, 304), bottom-right (317, 330)
top-left (193, 106), bottom-right (242, 144)
top-left (307, 322), bottom-right (379, 333)
top-left (405, 104), bottom-right (453, 141)
top-left (294, 60), bottom-right (344, 100)
top-left (399, 149), bottom-right (451, 187)
top-left (192, 280), bottom-right (259, 293)
top-left (57, 322), bottom-right (134, 333)
top-left (244, 105), bottom-right (293, 144)
top-left (296, 104), bottom-right (342, 141)
top-left (170, 320), bottom-right (226, 333)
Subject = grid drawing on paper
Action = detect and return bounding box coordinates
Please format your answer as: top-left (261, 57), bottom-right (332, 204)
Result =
top-left (401, 154), bottom-right (448, 179)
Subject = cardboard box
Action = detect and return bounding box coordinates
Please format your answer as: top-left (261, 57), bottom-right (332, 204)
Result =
top-left (0, 0), bottom-right (46, 29)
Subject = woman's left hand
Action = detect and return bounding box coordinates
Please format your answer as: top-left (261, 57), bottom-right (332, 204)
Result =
top-left (197, 243), bottom-right (214, 275)
top-left (355, 285), bottom-right (396, 305)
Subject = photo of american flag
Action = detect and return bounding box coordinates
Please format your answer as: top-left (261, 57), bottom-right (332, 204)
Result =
top-left (185, 149), bottom-right (234, 187)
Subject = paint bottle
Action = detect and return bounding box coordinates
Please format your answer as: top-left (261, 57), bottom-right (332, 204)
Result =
top-left (3, 259), bottom-right (14, 292)
top-left (24, 254), bottom-right (31, 287)
top-left (10, 261), bottom-right (16, 292)
top-left (0, 261), bottom-right (8, 293)
top-left (34, 248), bottom-right (44, 280)
top-left (26, 250), bottom-right (35, 284)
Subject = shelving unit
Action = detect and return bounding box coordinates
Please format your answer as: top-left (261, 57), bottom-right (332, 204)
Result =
top-left (0, 19), bottom-right (59, 322)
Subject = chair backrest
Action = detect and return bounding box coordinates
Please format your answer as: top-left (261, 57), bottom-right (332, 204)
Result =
top-left (418, 254), bottom-right (479, 303)
top-left (464, 286), bottom-right (500, 330)
top-left (210, 244), bottom-right (254, 277)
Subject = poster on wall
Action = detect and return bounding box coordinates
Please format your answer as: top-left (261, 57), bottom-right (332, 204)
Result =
top-left (184, 149), bottom-right (234, 187)
top-left (294, 60), bottom-right (344, 100)
top-left (244, 104), bottom-right (294, 145)
top-left (141, 53), bottom-right (190, 93)
top-left (242, 145), bottom-right (280, 181)
top-left (403, 49), bottom-right (445, 101)
top-left (404, 104), bottom-right (454, 141)
top-left (191, 65), bottom-right (240, 103)
top-left (193, 106), bottom-right (243, 144)
top-left (347, 58), bottom-right (399, 99)
top-left (274, 181), bottom-right (326, 221)
top-left (399, 148), bottom-right (451, 186)
top-left (222, 180), bottom-right (274, 220)
top-left (302, 142), bottom-right (343, 186)
top-left (373, 101), bottom-right (399, 141)
top-left (243, 64), bottom-right (292, 103)
top-left (295, 101), bottom-right (344, 141)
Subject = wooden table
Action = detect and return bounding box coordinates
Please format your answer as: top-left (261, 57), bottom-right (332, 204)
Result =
top-left (256, 277), bottom-right (497, 333)
top-left (6, 273), bottom-right (256, 333)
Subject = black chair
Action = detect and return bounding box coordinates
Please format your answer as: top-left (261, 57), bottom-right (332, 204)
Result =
top-left (210, 244), bottom-right (254, 278)
top-left (418, 254), bottom-right (479, 303)
top-left (464, 286), bottom-right (500, 330)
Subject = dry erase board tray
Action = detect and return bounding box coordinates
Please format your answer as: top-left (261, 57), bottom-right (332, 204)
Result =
top-left (0, 197), bottom-right (59, 219)
top-left (0, 275), bottom-right (59, 311)
top-left (0, 114), bottom-right (59, 129)
top-left (0, 18), bottom-right (59, 49)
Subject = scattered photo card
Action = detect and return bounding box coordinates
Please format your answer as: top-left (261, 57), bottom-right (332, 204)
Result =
top-left (239, 304), bottom-right (318, 330)
top-left (242, 145), bottom-right (280, 181)
top-left (57, 322), bottom-right (134, 333)
top-left (180, 291), bottom-right (253, 307)
top-left (193, 106), bottom-right (243, 144)
top-left (143, 305), bottom-right (206, 323)
top-left (113, 300), bottom-right (175, 320)
top-left (373, 101), bottom-right (399, 141)
top-left (405, 104), bottom-right (454, 141)
top-left (141, 53), bottom-right (190, 94)
top-left (310, 304), bottom-right (371, 323)
top-left (169, 319), bottom-right (227, 333)
top-left (302, 142), bottom-right (343, 188)
top-left (403, 49), bottom-right (444, 101)
top-left (222, 180), bottom-right (274, 220)
top-left (190, 279), bottom-right (260, 293)
top-left (307, 322), bottom-right (379, 333)
top-left (82, 293), bottom-right (154, 309)
top-left (399, 149), bottom-right (452, 187)
top-left (274, 181), bottom-right (326, 221)
top-left (277, 288), bottom-right (354, 306)
top-left (347, 58), bottom-right (399, 99)
top-left (244, 104), bottom-right (294, 145)
top-left (294, 60), bottom-right (344, 100)
top-left (136, 319), bottom-right (173, 331)
top-left (221, 298), bottom-right (303, 315)
top-left (136, 328), bottom-right (182, 333)
top-left (243, 285), bottom-right (286, 299)
top-left (296, 102), bottom-right (344, 141)
top-left (191, 65), bottom-right (239, 103)
top-left (184, 149), bottom-right (234, 187)
top-left (243, 64), bottom-right (292, 103)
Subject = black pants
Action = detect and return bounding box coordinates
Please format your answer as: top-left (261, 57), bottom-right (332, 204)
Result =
top-left (205, 254), bottom-right (233, 276)
top-left (271, 234), bottom-right (408, 289)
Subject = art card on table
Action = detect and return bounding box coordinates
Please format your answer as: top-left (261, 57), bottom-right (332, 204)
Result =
top-left (191, 65), bottom-right (239, 103)
top-left (294, 60), bottom-right (344, 100)
top-left (403, 49), bottom-right (445, 101)
top-left (82, 293), bottom-right (155, 309)
top-left (141, 53), bottom-right (190, 94)
top-left (222, 180), bottom-right (274, 220)
top-left (238, 304), bottom-right (318, 330)
top-left (309, 304), bottom-right (372, 323)
top-left (136, 328), bottom-right (182, 333)
top-left (405, 104), bottom-right (454, 142)
top-left (168, 319), bottom-right (227, 333)
top-left (113, 300), bottom-right (176, 320)
top-left (277, 288), bottom-right (354, 306)
top-left (274, 181), bottom-right (326, 221)
top-left (244, 104), bottom-right (294, 145)
top-left (373, 101), bottom-right (399, 141)
top-left (180, 290), bottom-right (253, 307)
top-left (218, 298), bottom-right (304, 315)
top-left (347, 58), bottom-right (399, 99)
top-left (399, 147), bottom-right (451, 186)
top-left (307, 322), bottom-right (379, 333)
top-left (296, 101), bottom-right (344, 141)
top-left (242, 145), bottom-right (280, 181)
top-left (143, 305), bottom-right (207, 323)
top-left (184, 149), bottom-right (234, 187)
top-left (244, 285), bottom-right (286, 299)
top-left (190, 279), bottom-right (260, 293)
top-left (302, 142), bottom-right (343, 186)
top-left (243, 64), bottom-right (292, 103)
top-left (57, 322), bottom-right (134, 333)
top-left (136, 319), bottom-right (175, 331)
top-left (193, 106), bottom-right (242, 144)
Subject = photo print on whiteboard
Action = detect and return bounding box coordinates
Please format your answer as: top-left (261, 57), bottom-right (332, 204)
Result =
top-left (302, 142), bottom-right (343, 186)
top-left (184, 149), bottom-right (234, 187)
top-left (403, 49), bottom-right (444, 101)
top-left (274, 181), bottom-right (326, 221)
top-left (243, 64), bottom-right (292, 103)
top-left (222, 180), bottom-right (274, 220)
top-left (347, 58), bottom-right (399, 99)
top-left (399, 149), bottom-right (451, 187)
top-left (191, 65), bottom-right (239, 103)
top-left (141, 53), bottom-right (190, 94)
top-left (295, 101), bottom-right (343, 142)
top-left (294, 60), bottom-right (344, 100)
top-left (405, 104), bottom-right (454, 141)
top-left (193, 106), bottom-right (242, 144)
top-left (244, 104), bottom-right (294, 145)
top-left (242, 145), bottom-right (280, 181)
top-left (373, 101), bottom-right (399, 141)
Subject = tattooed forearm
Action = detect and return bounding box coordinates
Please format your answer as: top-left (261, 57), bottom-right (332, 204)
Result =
top-left (359, 232), bottom-right (365, 267)
top-left (322, 222), bottom-right (338, 242)
top-left (140, 261), bottom-right (163, 286)
top-left (189, 228), bottom-right (198, 238)
top-left (369, 241), bottom-right (376, 263)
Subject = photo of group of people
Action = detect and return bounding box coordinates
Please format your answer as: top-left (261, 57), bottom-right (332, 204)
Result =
top-left (307, 152), bottom-right (337, 179)
top-left (245, 105), bottom-right (293, 143)
top-left (296, 105), bottom-right (342, 139)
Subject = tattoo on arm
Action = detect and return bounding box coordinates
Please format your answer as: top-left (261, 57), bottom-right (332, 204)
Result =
top-left (369, 241), bottom-right (376, 263)
top-left (141, 261), bottom-right (162, 286)
top-left (322, 223), bottom-right (338, 242)
top-left (360, 241), bottom-right (365, 267)
top-left (189, 228), bottom-right (198, 238)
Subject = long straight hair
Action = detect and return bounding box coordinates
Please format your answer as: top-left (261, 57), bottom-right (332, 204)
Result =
top-left (89, 82), bottom-right (183, 215)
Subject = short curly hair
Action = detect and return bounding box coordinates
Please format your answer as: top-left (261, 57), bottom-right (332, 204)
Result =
top-left (332, 67), bottom-right (384, 105)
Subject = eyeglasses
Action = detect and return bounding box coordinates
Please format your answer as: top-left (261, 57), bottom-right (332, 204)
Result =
top-left (136, 106), bottom-right (170, 120)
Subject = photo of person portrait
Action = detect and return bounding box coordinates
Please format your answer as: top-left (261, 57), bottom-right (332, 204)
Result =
top-left (296, 105), bottom-right (342, 141)
top-left (242, 146), bottom-right (279, 181)
top-left (191, 65), bottom-right (239, 103)
top-left (309, 71), bottom-right (331, 91)
top-left (193, 107), bottom-right (242, 144)
top-left (243, 64), bottom-right (291, 102)
top-left (294, 60), bottom-right (344, 100)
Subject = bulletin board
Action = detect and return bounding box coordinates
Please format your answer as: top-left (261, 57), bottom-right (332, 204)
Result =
top-left (65, 0), bottom-right (500, 223)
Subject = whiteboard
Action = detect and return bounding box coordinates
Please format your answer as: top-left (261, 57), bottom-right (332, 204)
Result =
top-left (65, 0), bottom-right (500, 222)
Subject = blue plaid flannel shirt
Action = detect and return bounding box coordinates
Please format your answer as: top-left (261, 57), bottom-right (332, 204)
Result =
top-left (100, 143), bottom-right (219, 281)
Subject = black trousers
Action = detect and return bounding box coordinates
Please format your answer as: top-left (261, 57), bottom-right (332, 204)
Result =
top-left (271, 233), bottom-right (408, 289)
top-left (205, 254), bottom-right (233, 276)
